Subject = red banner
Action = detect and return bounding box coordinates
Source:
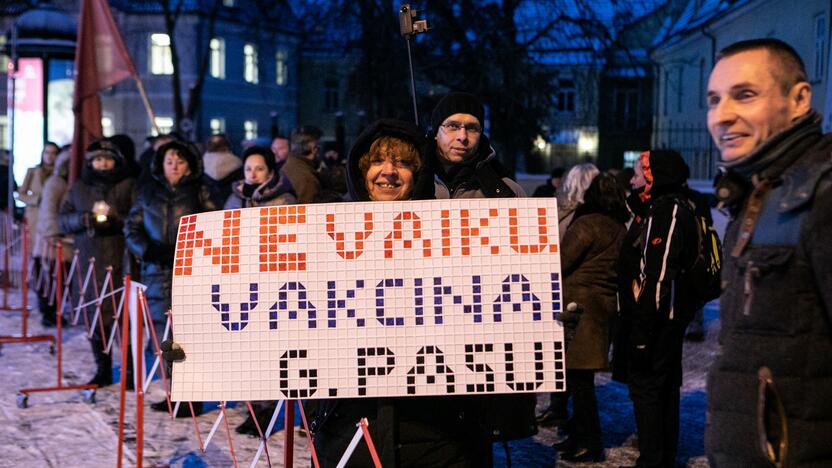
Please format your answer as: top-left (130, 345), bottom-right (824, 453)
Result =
top-left (70, 0), bottom-right (138, 182)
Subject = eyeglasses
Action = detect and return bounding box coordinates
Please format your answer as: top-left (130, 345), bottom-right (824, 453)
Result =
top-left (440, 122), bottom-right (482, 134)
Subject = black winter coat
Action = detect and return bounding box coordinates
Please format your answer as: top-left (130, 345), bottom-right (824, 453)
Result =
top-left (125, 143), bottom-right (217, 322)
top-left (315, 119), bottom-right (491, 468)
top-left (59, 160), bottom-right (134, 327)
top-left (706, 126), bottom-right (832, 467)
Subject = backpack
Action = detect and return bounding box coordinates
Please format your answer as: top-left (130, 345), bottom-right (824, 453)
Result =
top-left (673, 195), bottom-right (723, 310)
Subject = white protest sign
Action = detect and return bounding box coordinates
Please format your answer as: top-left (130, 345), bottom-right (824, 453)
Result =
top-left (170, 198), bottom-right (565, 401)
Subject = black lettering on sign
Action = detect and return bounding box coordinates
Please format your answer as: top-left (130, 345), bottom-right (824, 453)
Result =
top-left (504, 342), bottom-right (545, 391)
top-left (406, 346), bottom-right (455, 395)
top-left (356, 347), bottom-right (395, 396)
top-left (278, 349), bottom-right (318, 398)
top-left (464, 343), bottom-right (496, 393)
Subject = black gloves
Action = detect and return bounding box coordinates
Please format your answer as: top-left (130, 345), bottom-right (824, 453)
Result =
top-left (160, 340), bottom-right (186, 362)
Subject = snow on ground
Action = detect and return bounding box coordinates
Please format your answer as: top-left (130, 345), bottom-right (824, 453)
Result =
top-left (1, 288), bottom-right (715, 467)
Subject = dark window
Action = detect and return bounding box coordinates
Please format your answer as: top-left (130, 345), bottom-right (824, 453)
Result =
top-left (613, 85), bottom-right (640, 130)
top-left (324, 79), bottom-right (339, 111)
top-left (555, 79), bottom-right (576, 113)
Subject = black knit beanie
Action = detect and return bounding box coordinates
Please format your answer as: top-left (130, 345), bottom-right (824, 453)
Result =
top-left (430, 92), bottom-right (485, 130)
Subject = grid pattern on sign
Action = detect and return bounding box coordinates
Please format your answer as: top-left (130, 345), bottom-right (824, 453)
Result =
top-left (171, 199), bottom-right (566, 402)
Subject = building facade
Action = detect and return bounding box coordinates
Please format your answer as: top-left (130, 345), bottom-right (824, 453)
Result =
top-left (651, 0), bottom-right (831, 179)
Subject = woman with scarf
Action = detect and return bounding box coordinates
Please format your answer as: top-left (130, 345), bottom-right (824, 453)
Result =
top-left (224, 145), bottom-right (296, 209)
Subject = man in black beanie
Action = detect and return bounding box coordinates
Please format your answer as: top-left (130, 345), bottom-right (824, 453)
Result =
top-left (428, 92), bottom-right (525, 198)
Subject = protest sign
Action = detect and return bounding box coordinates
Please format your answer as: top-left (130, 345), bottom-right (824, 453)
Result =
top-left (170, 199), bottom-right (565, 401)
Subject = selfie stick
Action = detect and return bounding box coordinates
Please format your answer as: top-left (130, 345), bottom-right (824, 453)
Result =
top-left (399, 4), bottom-right (429, 125)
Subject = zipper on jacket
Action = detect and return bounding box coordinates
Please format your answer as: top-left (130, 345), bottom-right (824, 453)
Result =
top-left (743, 261), bottom-right (759, 316)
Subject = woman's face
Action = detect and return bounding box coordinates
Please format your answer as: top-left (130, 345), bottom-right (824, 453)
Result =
top-left (163, 150), bottom-right (190, 186)
top-left (244, 154), bottom-right (272, 185)
top-left (364, 153), bottom-right (415, 201)
top-left (42, 145), bottom-right (59, 166)
top-left (91, 155), bottom-right (115, 171)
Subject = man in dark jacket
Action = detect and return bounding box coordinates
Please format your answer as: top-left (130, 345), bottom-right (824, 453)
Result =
top-left (427, 92), bottom-right (525, 199)
top-left (283, 126), bottom-right (323, 203)
top-left (614, 149), bottom-right (698, 468)
top-left (426, 92), bottom-right (530, 463)
top-left (704, 38), bottom-right (832, 467)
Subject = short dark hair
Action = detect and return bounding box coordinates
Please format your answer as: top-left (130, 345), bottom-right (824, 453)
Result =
top-left (716, 38), bottom-right (807, 94)
top-left (291, 126), bottom-right (322, 158)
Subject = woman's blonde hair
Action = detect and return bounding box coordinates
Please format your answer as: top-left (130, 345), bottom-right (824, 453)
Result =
top-left (557, 163), bottom-right (599, 210)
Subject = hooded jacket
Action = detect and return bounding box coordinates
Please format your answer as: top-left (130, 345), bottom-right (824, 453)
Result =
top-left (613, 150), bottom-right (698, 381)
top-left (125, 141), bottom-right (217, 321)
top-left (314, 119), bottom-right (490, 468)
top-left (58, 142), bottom-right (134, 326)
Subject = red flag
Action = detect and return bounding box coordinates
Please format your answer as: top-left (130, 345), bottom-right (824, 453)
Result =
top-left (70, 0), bottom-right (138, 183)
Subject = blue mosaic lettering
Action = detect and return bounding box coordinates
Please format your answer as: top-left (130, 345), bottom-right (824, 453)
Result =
top-left (212, 283), bottom-right (257, 331)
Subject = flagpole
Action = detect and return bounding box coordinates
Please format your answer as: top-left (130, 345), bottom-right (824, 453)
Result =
top-left (133, 77), bottom-right (160, 135)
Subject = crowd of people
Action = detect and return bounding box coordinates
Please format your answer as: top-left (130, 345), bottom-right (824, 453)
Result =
top-left (9, 36), bottom-right (832, 468)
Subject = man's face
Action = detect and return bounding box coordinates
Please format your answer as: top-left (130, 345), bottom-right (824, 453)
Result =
top-left (631, 159), bottom-right (646, 190)
top-left (435, 113), bottom-right (482, 164)
top-left (271, 138), bottom-right (290, 163)
top-left (706, 49), bottom-right (810, 162)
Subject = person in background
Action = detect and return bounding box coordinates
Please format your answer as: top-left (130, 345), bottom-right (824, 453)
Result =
top-left (202, 133), bottom-right (243, 207)
top-left (533, 167), bottom-right (565, 197)
top-left (33, 146), bottom-right (72, 327)
top-left (59, 139), bottom-right (134, 387)
top-left (125, 140), bottom-right (216, 414)
top-left (20, 142), bottom-right (59, 246)
top-left (316, 144), bottom-right (348, 202)
top-left (271, 135), bottom-right (290, 166)
top-left (283, 126), bottom-right (323, 204)
top-left (556, 163), bottom-right (600, 243)
top-left (550, 173), bottom-right (629, 463)
top-left (224, 145), bottom-right (296, 209)
top-left (613, 150), bottom-right (699, 468)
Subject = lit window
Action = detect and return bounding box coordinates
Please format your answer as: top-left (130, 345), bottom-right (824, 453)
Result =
top-left (555, 79), bottom-right (576, 113)
top-left (150, 33), bottom-right (173, 75)
top-left (244, 119), bottom-right (257, 140)
top-left (814, 14), bottom-right (826, 81)
top-left (210, 38), bottom-right (225, 79)
top-left (0, 115), bottom-right (8, 150)
top-left (101, 115), bottom-right (115, 137)
top-left (210, 118), bottom-right (226, 135)
top-left (153, 116), bottom-right (174, 136)
top-left (276, 49), bottom-right (288, 85)
top-left (222, 0), bottom-right (235, 6)
top-left (0, 36), bottom-right (8, 75)
top-left (244, 43), bottom-right (258, 84)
